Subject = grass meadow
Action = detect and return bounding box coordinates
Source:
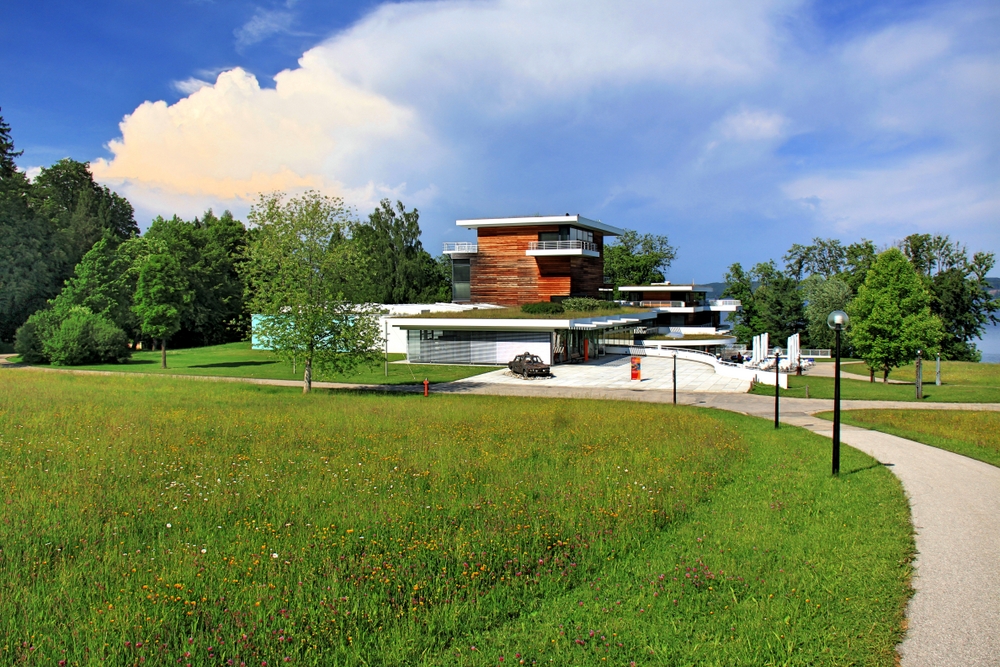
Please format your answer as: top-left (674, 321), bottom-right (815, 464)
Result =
top-left (817, 409), bottom-right (1000, 468)
top-left (15, 342), bottom-right (498, 385)
top-left (750, 372), bottom-right (1000, 403)
top-left (0, 370), bottom-right (912, 666)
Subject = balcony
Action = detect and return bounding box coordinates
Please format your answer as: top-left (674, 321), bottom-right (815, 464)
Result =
top-left (443, 242), bottom-right (478, 255)
top-left (708, 299), bottom-right (741, 310)
top-left (526, 240), bottom-right (599, 258)
top-left (640, 300), bottom-right (687, 308)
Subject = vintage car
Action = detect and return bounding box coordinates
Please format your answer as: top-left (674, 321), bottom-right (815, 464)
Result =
top-left (508, 352), bottom-right (551, 378)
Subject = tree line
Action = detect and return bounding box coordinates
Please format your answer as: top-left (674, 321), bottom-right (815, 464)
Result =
top-left (723, 235), bottom-right (999, 379)
top-left (0, 111), bottom-right (450, 369)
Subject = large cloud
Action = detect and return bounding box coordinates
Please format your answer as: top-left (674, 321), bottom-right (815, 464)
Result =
top-left (90, 0), bottom-right (999, 273)
top-left (91, 0), bottom-right (793, 217)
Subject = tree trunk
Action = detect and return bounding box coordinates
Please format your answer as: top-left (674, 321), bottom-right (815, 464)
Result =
top-left (161, 339), bottom-right (167, 369)
top-left (303, 357), bottom-right (312, 394)
top-left (869, 368), bottom-right (875, 383)
top-left (883, 368), bottom-right (889, 383)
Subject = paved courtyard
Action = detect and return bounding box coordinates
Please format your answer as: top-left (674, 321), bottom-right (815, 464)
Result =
top-left (451, 354), bottom-right (750, 393)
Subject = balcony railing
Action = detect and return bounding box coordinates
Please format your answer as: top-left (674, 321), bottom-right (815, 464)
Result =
top-left (528, 240), bottom-right (599, 252)
top-left (640, 300), bottom-right (688, 308)
top-left (443, 242), bottom-right (478, 253)
top-left (708, 299), bottom-right (741, 307)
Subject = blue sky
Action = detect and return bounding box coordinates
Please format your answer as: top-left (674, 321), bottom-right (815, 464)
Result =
top-left (3, 0), bottom-right (998, 281)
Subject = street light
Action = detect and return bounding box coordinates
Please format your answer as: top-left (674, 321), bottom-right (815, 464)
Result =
top-left (827, 310), bottom-right (850, 476)
top-left (774, 348), bottom-right (781, 429)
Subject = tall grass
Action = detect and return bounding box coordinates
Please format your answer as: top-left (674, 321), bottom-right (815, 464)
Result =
top-left (0, 371), bottom-right (912, 665)
top-left (818, 409), bottom-right (1000, 467)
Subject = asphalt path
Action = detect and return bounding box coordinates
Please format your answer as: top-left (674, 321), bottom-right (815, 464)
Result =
top-left (3, 362), bottom-right (999, 665)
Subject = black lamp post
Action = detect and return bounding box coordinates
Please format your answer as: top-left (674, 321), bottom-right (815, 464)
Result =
top-left (774, 348), bottom-right (781, 429)
top-left (827, 310), bottom-right (849, 476)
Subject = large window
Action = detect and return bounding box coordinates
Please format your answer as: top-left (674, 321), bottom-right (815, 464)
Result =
top-left (452, 259), bottom-right (471, 301)
top-left (538, 226), bottom-right (594, 243)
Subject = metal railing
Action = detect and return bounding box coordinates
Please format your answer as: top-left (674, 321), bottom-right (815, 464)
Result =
top-left (640, 300), bottom-right (689, 308)
top-left (708, 299), bottom-right (741, 307)
top-left (527, 240), bottom-right (599, 251)
top-left (443, 242), bottom-right (478, 253)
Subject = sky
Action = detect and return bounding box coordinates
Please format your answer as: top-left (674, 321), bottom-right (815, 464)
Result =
top-left (2, 0), bottom-right (998, 282)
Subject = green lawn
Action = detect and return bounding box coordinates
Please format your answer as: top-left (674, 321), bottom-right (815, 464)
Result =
top-left (0, 371), bottom-right (913, 665)
top-left (15, 341), bottom-right (499, 385)
top-left (816, 409), bottom-right (1000, 468)
top-left (750, 373), bottom-right (1000, 403)
top-left (886, 359), bottom-right (1000, 386)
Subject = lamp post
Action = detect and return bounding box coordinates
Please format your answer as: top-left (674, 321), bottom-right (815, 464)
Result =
top-left (915, 349), bottom-right (923, 399)
top-left (672, 352), bottom-right (677, 405)
top-left (827, 310), bottom-right (850, 476)
top-left (774, 348), bottom-right (781, 429)
top-left (936, 353), bottom-right (941, 386)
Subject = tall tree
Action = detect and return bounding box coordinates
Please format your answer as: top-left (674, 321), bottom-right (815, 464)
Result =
top-left (350, 199), bottom-right (448, 303)
top-left (145, 210), bottom-right (248, 346)
top-left (722, 261), bottom-right (805, 345)
top-left (929, 251), bottom-right (999, 361)
top-left (749, 261), bottom-right (806, 344)
top-left (848, 248), bottom-right (943, 382)
top-left (801, 275), bottom-right (853, 351)
top-left (722, 262), bottom-right (756, 344)
top-left (783, 238), bottom-right (846, 280)
top-left (51, 235), bottom-right (161, 342)
top-left (133, 253), bottom-right (190, 368)
top-left (841, 239), bottom-right (878, 293)
top-left (242, 191), bottom-right (381, 393)
top-left (0, 110), bottom-right (57, 340)
top-left (604, 230), bottom-right (676, 287)
top-left (32, 158), bottom-right (138, 280)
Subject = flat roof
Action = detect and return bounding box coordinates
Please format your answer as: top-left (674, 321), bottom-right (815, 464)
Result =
top-left (456, 214), bottom-right (624, 236)
top-left (391, 311), bottom-right (656, 332)
top-left (618, 283), bottom-right (714, 293)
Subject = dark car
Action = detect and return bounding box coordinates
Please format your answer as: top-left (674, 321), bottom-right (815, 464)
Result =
top-left (508, 352), bottom-right (551, 378)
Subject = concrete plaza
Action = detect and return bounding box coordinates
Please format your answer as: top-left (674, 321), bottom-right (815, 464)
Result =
top-left (451, 354), bottom-right (750, 393)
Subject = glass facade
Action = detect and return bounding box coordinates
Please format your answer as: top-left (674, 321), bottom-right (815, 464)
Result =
top-left (538, 226), bottom-right (594, 243)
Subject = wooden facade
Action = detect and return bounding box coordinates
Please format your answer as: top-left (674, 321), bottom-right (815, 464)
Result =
top-left (468, 226), bottom-right (606, 306)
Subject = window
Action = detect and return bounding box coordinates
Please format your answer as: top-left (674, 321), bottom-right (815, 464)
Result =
top-left (452, 259), bottom-right (471, 301)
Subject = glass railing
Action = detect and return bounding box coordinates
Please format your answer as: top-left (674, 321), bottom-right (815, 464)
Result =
top-left (443, 242), bottom-right (478, 253)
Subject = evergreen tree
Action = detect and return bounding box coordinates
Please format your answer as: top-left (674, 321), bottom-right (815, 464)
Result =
top-left (350, 199), bottom-right (448, 304)
top-left (0, 110), bottom-right (58, 341)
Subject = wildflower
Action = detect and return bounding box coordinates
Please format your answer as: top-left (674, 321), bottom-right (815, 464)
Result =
top-left (272, 553), bottom-right (279, 559)
top-left (166, 523), bottom-right (172, 528)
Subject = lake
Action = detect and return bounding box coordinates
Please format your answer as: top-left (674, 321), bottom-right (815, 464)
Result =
top-left (977, 322), bottom-right (1000, 364)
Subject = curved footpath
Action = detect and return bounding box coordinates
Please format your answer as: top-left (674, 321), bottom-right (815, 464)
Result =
top-left (3, 362), bottom-right (998, 666)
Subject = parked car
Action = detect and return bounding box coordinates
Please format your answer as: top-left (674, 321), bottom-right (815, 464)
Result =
top-left (508, 352), bottom-right (551, 377)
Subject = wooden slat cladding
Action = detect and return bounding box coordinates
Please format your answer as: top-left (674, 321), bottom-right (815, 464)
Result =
top-left (469, 226), bottom-right (606, 306)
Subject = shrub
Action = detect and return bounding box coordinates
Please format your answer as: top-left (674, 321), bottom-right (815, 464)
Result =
top-left (521, 301), bottom-right (565, 314)
top-left (44, 309), bottom-right (131, 366)
top-left (91, 317), bottom-right (132, 363)
top-left (561, 297), bottom-right (619, 312)
top-left (14, 309), bottom-right (62, 363)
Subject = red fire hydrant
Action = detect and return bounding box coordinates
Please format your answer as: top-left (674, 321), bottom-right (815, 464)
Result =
top-left (423, 378), bottom-right (429, 397)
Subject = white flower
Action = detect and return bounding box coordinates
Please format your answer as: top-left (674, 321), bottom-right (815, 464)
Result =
top-left (272, 552), bottom-right (279, 559)
top-left (166, 523), bottom-right (172, 528)
top-left (201, 548), bottom-right (207, 553)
